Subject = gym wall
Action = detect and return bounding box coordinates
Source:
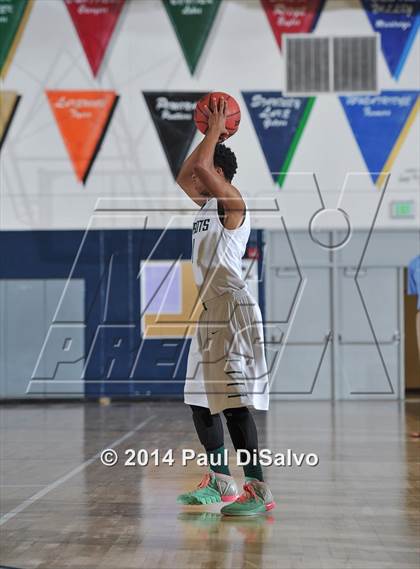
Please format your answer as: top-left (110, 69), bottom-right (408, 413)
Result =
top-left (0, 0), bottom-right (419, 399)
top-left (1, 0), bottom-right (419, 230)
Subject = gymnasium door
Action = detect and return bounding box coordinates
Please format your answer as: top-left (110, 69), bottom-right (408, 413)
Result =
top-left (336, 266), bottom-right (401, 398)
top-left (404, 268), bottom-right (420, 391)
top-left (265, 231), bottom-right (333, 399)
top-left (265, 230), bottom-right (404, 400)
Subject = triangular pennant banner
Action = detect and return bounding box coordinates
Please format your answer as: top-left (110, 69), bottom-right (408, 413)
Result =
top-left (242, 91), bottom-right (315, 187)
top-left (261, 0), bottom-right (325, 50)
top-left (0, 91), bottom-right (21, 150)
top-left (340, 91), bottom-right (419, 188)
top-left (0, 0), bottom-right (33, 78)
top-left (163, 0), bottom-right (221, 74)
top-left (64, 0), bottom-right (125, 76)
top-left (47, 90), bottom-right (118, 184)
top-left (361, 0), bottom-right (419, 80)
top-left (143, 91), bottom-right (206, 178)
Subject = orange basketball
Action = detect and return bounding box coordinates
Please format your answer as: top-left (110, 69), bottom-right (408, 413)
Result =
top-left (194, 91), bottom-right (241, 140)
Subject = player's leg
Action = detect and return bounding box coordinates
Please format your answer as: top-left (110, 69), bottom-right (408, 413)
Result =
top-left (176, 405), bottom-right (239, 505)
top-left (220, 406), bottom-right (276, 516)
top-left (218, 291), bottom-right (275, 515)
top-left (224, 406), bottom-right (264, 481)
top-left (191, 404), bottom-right (230, 477)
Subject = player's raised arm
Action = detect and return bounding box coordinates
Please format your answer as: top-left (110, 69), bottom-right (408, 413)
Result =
top-left (176, 142), bottom-right (209, 207)
top-left (192, 97), bottom-right (245, 230)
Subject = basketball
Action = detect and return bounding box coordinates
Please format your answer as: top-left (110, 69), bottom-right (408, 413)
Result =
top-left (194, 91), bottom-right (241, 140)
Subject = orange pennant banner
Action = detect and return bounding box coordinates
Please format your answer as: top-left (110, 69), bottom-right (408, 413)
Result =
top-left (46, 90), bottom-right (118, 184)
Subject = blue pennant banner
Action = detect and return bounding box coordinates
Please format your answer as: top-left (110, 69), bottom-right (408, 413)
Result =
top-left (361, 0), bottom-right (419, 80)
top-left (242, 91), bottom-right (315, 188)
top-left (340, 91), bottom-right (419, 187)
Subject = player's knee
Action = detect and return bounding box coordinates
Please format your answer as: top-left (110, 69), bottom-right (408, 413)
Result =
top-left (190, 404), bottom-right (214, 428)
top-left (223, 406), bottom-right (250, 422)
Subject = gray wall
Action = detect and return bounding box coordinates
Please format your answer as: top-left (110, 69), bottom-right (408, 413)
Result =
top-left (0, 230), bottom-right (418, 400)
top-left (265, 230), bottom-right (419, 400)
top-left (0, 279), bottom-right (84, 398)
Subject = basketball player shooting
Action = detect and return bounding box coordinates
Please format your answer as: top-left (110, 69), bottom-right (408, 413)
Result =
top-left (175, 93), bottom-right (275, 516)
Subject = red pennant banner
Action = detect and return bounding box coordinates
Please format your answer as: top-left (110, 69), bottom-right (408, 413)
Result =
top-left (47, 90), bottom-right (118, 184)
top-left (261, 0), bottom-right (325, 50)
top-left (64, 0), bottom-right (125, 76)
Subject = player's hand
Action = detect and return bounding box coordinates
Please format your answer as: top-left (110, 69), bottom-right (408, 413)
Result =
top-left (204, 97), bottom-right (229, 142)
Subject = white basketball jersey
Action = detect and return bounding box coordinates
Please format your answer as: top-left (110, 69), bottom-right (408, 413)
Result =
top-left (192, 198), bottom-right (250, 302)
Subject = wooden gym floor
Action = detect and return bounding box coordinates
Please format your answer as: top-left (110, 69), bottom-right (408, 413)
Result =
top-left (0, 400), bottom-right (419, 569)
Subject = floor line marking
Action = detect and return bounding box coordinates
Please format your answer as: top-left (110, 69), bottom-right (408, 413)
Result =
top-left (0, 414), bottom-right (156, 526)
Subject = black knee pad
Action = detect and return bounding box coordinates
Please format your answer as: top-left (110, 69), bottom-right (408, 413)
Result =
top-left (190, 404), bottom-right (214, 429)
top-left (190, 405), bottom-right (224, 450)
top-left (223, 406), bottom-right (258, 451)
top-left (223, 406), bottom-right (250, 421)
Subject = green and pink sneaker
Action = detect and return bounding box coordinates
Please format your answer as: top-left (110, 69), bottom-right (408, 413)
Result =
top-left (220, 478), bottom-right (276, 516)
top-left (177, 471), bottom-right (239, 505)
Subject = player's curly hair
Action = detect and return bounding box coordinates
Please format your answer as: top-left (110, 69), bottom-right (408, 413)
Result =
top-left (213, 143), bottom-right (238, 182)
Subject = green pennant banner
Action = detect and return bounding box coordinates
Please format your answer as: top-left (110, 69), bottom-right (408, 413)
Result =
top-left (163, 0), bottom-right (221, 74)
top-left (0, 0), bottom-right (33, 78)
